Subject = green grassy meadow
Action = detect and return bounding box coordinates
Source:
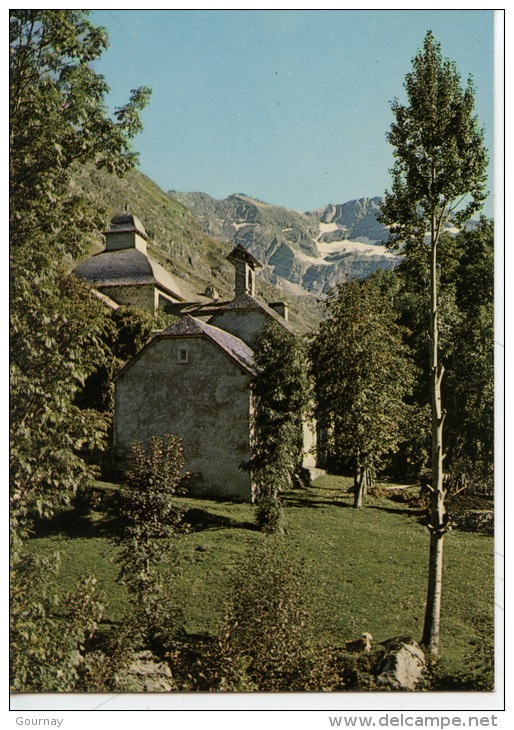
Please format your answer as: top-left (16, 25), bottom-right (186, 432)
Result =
top-left (28, 475), bottom-right (494, 684)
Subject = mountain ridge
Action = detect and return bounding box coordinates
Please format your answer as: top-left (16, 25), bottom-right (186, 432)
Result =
top-left (168, 191), bottom-right (397, 296)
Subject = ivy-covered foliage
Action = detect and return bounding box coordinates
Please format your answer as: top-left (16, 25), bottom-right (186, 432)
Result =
top-left (250, 322), bottom-right (312, 531)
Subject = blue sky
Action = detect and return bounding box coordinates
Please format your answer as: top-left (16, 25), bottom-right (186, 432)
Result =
top-left (91, 9), bottom-right (495, 217)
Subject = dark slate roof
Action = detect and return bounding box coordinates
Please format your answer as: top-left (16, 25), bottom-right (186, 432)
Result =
top-left (214, 292), bottom-right (262, 311)
top-left (104, 211), bottom-right (149, 240)
top-left (210, 292), bottom-right (296, 334)
top-left (226, 243), bottom-right (263, 268)
top-left (160, 315), bottom-right (258, 375)
top-left (73, 248), bottom-right (184, 301)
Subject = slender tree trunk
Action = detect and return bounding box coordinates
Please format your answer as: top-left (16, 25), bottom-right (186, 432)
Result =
top-left (354, 467), bottom-right (365, 509)
top-left (353, 465), bottom-right (372, 509)
top-left (353, 451), bottom-right (360, 499)
top-left (421, 216), bottom-right (447, 657)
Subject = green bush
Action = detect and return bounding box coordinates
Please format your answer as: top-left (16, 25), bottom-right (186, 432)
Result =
top-left (10, 552), bottom-right (105, 692)
top-left (208, 539), bottom-right (337, 691)
top-left (113, 434), bottom-right (188, 587)
top-left (111, 434), bottom-right (188, 654)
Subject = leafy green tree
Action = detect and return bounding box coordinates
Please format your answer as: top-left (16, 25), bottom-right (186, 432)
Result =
top-left (10, 11), bottom-right (150, 205)
top-left (10, 10), bottom-right (150, 690)
top-left (250, 323), bottom-right (312, 532)
top-left (311, 272), bottom-right (416, 507)
top-left (10, 276), bottom-right (112, 552)
top-left (378, 31), bottom-right (488, 656)
top-left (445, 218), bottom-right (494, 486)
top-left (10, 10), bottom-right (150, 546)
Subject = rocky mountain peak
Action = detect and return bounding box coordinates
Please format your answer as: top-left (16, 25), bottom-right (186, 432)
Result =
top-left (168, 191), bottom-right (397, 296)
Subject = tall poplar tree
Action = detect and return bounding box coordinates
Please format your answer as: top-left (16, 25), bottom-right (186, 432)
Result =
top-left (379, 31), bottom-right (488, 656)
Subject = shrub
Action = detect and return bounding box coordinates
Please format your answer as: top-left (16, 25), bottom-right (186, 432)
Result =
top-left (10, 552), bottom-right (105, 692)
top-left (111, 434), bottom-right (187, 653)
top-left (207, 539), bottom-right (337, 691)
top-left (113, 434), bottom-right (187, 587)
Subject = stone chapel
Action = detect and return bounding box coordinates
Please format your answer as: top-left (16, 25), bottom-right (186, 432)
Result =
top-left (74, 211), bottom-right (317, 501)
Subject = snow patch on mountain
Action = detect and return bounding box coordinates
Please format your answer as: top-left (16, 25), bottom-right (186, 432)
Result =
top-left (293, 249), bottom-right (332, 267)
top-left (233, 222), bottom-right (257, 230)
top-left (317, 222), bottom-right (339, 238)
top-left (317, 240), bottom-right (395, 257)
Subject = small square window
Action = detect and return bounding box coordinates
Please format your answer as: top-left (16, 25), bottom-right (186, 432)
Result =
top-left (178, 347), bottom-right (188, 363)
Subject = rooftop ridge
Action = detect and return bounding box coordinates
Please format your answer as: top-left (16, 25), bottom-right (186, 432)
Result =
top-left (213, 292), bottom-right (296, 333)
